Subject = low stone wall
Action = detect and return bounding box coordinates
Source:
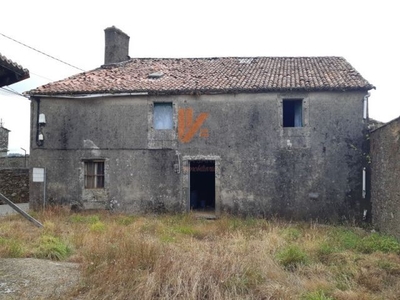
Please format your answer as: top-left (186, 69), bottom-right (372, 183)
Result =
top-left (370, 116), bottom-right (400, 240)
top-left (0, 156), bottom-right (29, 169)
top-left (0, 169), bottom-right (29, 204)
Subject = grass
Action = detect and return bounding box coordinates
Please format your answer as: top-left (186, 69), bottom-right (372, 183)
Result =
top-left (1, 208), bottom-right (400, 299)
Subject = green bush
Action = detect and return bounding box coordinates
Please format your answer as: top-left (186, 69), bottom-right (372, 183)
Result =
top-left (1, 239), bottom-right (24, 257)
top-left (282, 227), bottom-right (302, 241)
top-left (116, 215), bottom-right (136, 226)
top-left (90, 221), bottom-right (106, 233)
top-left (35, 235), bottom-right (72, 260)
top-left (69, 214), bottom-right (100, 224)
top-left (302, 290), bottom-right (334, 300)
top-left (331, 228), bottom-right (361, 250)
top-left (357, 233), bottom-right (400, 254)
top-left (276, 245), bottom-right (309, 270)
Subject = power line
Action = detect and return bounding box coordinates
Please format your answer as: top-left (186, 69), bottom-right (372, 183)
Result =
top-left (0, 87), bottom-right (28, 98)
top-left (0, 32), bottom-right (85, 72)
top-left (30, 72), bottom-right (54, 82)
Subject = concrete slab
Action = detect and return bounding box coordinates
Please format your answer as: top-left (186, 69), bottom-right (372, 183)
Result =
top-left (0, 203), bottom-right (29, 217)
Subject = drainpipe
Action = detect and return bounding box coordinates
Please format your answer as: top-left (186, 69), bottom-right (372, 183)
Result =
top-left (363, 93), bottom-right (370, 120)
top-left (362, 92), bottom-right (371, 222)
top-left (34, 98), bottom-right (43, 147)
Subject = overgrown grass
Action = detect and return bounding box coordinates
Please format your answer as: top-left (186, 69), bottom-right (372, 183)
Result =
top-left (1, 208), bottom-right (400, 299)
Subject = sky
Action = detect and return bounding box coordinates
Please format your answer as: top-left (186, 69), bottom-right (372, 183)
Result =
top-left (0, 0), bottom-right (399, 154)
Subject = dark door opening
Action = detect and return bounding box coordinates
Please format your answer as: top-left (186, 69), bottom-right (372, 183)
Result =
top-left (190, 160), bottom-right (215, 211)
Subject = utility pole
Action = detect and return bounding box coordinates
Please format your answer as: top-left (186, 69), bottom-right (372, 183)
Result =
top-left (21, 147), bottom-right (27, 167)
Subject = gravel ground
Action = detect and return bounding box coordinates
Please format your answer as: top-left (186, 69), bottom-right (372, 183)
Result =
top-left (0, 258), bottom-right (80, 300)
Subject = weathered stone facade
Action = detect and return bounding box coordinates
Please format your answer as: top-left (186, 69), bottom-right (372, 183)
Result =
top-left (370, 116), bottom-right (400, 239)
top-left (0, 156), bottom-right (30, 169)
top-left (0, 126), bottom-right (10, 158)
top-left (29, 91), bottom-right (370, 221)
top-left (0, 169), bottom-right (29, 204)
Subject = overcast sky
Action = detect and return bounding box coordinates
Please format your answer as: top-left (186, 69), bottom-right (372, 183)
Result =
top-left (1, 0), bottom-right (398, 154)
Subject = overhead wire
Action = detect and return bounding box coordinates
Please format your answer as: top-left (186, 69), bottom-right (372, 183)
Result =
top-left (0, 32), bottom-right (85, 72)
top-left (0, 87), bottom-right (28, 98)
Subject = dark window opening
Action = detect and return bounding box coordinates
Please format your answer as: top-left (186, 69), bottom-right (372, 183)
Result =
top-left (84, 161), bottom-right (104, 189)
top-left (283, 99), bottom-right (303, 127)
top-left (190, 160), bottom-right (215, 211)
top-left (154, 102), bottom-right (173, 129)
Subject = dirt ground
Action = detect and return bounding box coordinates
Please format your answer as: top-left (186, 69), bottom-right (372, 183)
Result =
top-left (0, 258), bottom-right (80, 300)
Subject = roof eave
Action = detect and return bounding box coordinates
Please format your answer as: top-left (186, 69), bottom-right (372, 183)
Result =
top-left (28, 85), bottom-right (374, 98)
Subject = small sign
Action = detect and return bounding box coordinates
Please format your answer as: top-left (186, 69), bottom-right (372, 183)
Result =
top-left (33, 168), bottom-right (45, 182)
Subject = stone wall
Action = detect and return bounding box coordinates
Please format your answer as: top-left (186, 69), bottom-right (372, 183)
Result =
top-left (30, 90), bottom-right (369, 221)
top-left (370, 116), bottom-right (400, 239)
top-left (0, 168), bottom-right (29, 204)
top-left (0, 156), bottom-right (30, 169)
top-left (0, 127), bottom-right (9, 158)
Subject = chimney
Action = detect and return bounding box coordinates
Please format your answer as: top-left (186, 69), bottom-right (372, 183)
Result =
top-left (104, 26), bottom-right (130, 65)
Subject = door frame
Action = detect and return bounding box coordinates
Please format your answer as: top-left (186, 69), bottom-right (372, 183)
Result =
top-left (181, 155), bottom-right (221, 216)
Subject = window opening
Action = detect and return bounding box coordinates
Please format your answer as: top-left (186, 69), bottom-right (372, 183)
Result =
top-left (283, 99), bottom-right (303, 127)
top-left (154, 102), bottom-right (173, 129)
top-left (84, 161), bottom-right (105, 189)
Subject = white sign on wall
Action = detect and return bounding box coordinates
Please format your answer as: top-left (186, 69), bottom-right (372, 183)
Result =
top-left (32, 168), bottom-right (45, 182)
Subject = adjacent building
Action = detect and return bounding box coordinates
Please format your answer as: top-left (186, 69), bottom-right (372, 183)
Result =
top-left (27, 27), bottom-right (374, 221)
top-left (370, 116), bottom-right (400, 239)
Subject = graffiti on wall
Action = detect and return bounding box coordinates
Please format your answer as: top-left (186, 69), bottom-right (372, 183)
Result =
top-left (178, 108), bottom-right (209, 143)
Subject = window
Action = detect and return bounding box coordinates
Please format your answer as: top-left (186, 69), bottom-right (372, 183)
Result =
top-left (283, 99), bottom-right (303, 127)
top-left (154, 102), bottom-right (173, 129)
top-left (84, 161), bottom-right (104, 189)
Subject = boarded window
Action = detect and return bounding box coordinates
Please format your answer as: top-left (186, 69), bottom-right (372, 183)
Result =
top-left (154, 102), bottom-right (173, 129)
top-left (283, 99), bottom-right (303, 127)
top-left (84, 161), bottom-right (104, 189)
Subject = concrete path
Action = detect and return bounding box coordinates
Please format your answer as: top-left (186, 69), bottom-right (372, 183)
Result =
top-left (0, 203), bottom-right (29, 217)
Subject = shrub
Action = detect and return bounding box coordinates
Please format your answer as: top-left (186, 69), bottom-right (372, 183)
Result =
top-left (116, 215), bottom-right (135, 226)
top-left (90, 221), bottom-right (106, 233)
top-left (302, 290), bottom-right (334, 300)
top-left (282, 227), bottom-right (302, 241)
top-left (0, 238), bottom-right (24, 257)
top-left (357, 233), bottom-right (400, 254)
top-left (276, 245), bottom-right (309, 270)
top-left (69, 214), bottom-right (100, 224)
top-left (332, 228), bottom-right (361, 250)
top-left (35, 235), bottom-right (72, 260)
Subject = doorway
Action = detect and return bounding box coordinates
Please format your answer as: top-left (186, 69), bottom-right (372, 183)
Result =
top-left (189, 160), bottom-right (215, 212)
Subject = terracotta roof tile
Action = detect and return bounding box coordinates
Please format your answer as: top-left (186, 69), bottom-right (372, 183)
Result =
top-left (28, 57), bottom-right (373, 96)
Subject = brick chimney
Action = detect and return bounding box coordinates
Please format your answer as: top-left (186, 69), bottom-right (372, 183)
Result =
top-left (104, 26), bottom-right (130, 65)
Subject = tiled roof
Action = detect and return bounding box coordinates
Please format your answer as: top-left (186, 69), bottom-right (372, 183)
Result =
top-left (0, 53), bottom-right (30, 87)
top-left (28, 57), bottom-right (373, 96)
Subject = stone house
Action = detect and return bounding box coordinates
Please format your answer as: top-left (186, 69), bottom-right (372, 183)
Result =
top-left (0, 52), bottom-right (30, 157)
top-left (0, 53), bottom-right (30, 204)
top-left (27, 27), bottom-right (374, 221)
top-left (370, 116), bottom-right (400, 238)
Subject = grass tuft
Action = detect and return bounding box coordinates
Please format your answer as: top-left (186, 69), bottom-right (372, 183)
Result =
top-left (276, 245), bottom-right (309, 270)
top-left (34, 235), bottom-right (72, 260)
top-left (357, 233), bottom-right (400, 254)
top-left (302, 290), bottom-right (334, 300)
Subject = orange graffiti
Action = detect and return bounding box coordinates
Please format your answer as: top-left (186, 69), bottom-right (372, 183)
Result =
top-left (178, 108), bottom-right (209, 143)
top-left (199, 128), bottom-right (209, 138)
